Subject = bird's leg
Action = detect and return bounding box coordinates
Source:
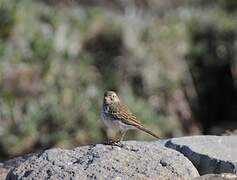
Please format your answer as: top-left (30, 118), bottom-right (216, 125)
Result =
top-left (104, 131), bottom-right (126, 147)
top-left (112, 131), bottom-right (126, 147)
top-left (119, 131), bottom-right (127, 142)
top-left (104, 132), bottom-right (119, 144)
top-left (114, 131), bottom-right (126, 142)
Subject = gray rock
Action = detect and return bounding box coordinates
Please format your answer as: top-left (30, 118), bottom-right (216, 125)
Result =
top-left (4, 153), bottom-right (38, 169)
top-left (0, 153), bottom-right (39, 180)
top-left (192, 173), bottom-right (237, 180)
top-left (165, 135), bottom-right (237, 175)
top-left (7, 141), bottom-right (199, 180)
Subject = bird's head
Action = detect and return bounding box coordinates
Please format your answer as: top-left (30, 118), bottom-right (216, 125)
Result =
top-left (103, 91), bottom-right (120, 105)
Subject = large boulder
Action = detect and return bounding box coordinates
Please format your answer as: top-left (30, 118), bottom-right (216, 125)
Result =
top-left (7, 141), bottom-right (199, 180)
top-left (165, 135), bottom-right (237, 175)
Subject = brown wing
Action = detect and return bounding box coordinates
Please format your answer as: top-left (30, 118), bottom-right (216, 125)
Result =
top-left (109, 102), bottom-right (143, 128)
top-left (109, 102), bottom-right (160, 139)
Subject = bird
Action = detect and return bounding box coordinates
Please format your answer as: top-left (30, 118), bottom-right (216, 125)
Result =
top-left (101, 90), bottom-right (160, 143)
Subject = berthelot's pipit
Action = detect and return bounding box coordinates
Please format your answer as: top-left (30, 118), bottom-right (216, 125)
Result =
top-left (101, 91), bottom-right (160, 143)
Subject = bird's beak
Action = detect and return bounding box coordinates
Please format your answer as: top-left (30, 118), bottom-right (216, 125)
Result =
top-left (104, 97), bottom-right (110, 104)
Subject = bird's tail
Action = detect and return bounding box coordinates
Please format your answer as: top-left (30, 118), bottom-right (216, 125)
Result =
top-left (137, 126), bottom-right (160, 139)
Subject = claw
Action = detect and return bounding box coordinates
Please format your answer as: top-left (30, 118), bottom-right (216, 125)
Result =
top-left (103, 139), bottom-right (124, 147)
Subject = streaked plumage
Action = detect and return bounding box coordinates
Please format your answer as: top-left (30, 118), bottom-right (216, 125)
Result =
top-left (101, 91), bottom-right (160, 142)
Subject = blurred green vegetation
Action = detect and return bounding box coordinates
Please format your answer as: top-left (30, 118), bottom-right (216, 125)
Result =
top-left (0, 0), bottom-right (181, 159)
top-left (0, 0), bottom-right (236, 159)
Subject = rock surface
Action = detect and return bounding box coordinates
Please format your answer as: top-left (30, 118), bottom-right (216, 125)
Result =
top-left (192, 173), bottom-right (237, 180)
top-left (5, 136), bottom-right (237, 179)
top-left (165, 135), bottom-right (237, 175)
top-left (7, 141), bottom-right (199, 180)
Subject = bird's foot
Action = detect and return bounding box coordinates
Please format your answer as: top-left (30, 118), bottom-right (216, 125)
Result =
top-left (103, 139), bottom-right (124, 147)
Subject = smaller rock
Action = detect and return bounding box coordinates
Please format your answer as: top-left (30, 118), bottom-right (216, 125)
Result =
top-left (3, 153), bottom-right (37, 169)
top-left (165, 135), bottom-right (237, 175)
